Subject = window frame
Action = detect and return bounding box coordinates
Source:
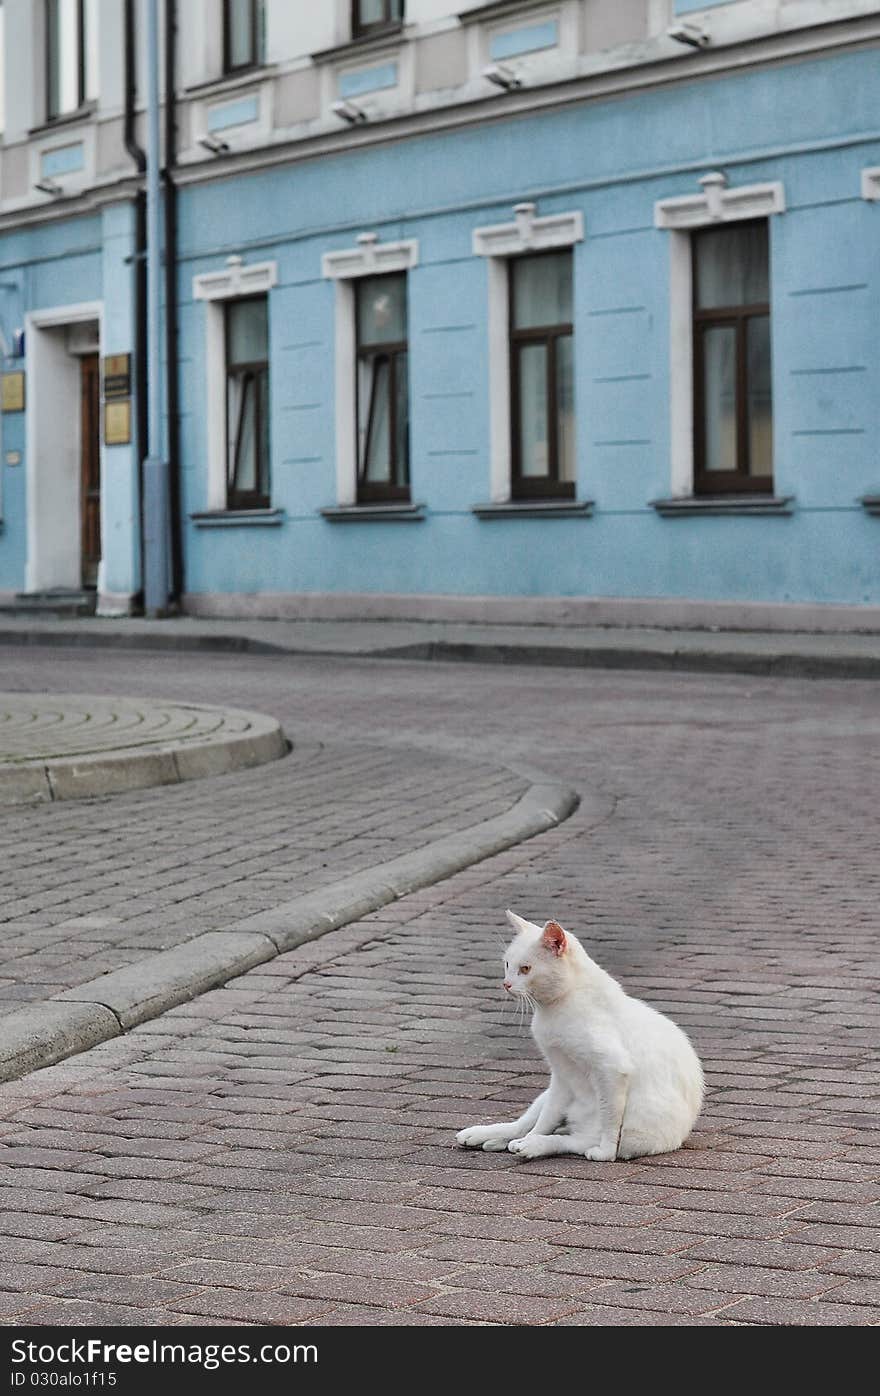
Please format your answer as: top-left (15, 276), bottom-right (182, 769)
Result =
top-left (222, 0), bottom-right (263, 75)
top-left (654, 175), bottom-right (784, 504)
top-left (224, 294), bottom-right (270, 511)
top-left (352, 0), bottom-right (404, 41)
top-left (355, 274), bottom-right (410, 504)
top-left (509, 250), bottom-right (575, 501)
top-left (46, 0), bottom-right (89, 122)
top-left (691, 220), bottom-right (772, 497)
top-left (472, 203), bottom-right (584, 506)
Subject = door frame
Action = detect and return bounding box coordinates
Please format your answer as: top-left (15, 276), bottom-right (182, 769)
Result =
top-left (79, 351), bottom-right (101, 588)
top-left (24, 301), bottom-right (103, 594)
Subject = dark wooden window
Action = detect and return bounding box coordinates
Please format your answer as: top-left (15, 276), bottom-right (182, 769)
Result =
top-left (693, 220), bottom-right (772, 495)
top-left (510, 250), bottom-right (575, 499)
top-left (226, 296), bottom-right (270, 509)
top-left (223, 0), bottom-right (264, 73)
top-left (352, 0), bottom-right (404, 40)
top-left (47, 0), bottom-right (97, 120)
top-left (356, 273), bottom-right (409, 502)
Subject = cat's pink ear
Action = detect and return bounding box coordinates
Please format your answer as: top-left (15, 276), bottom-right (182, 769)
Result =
top-left (542, 921), bottom-right (567, 957)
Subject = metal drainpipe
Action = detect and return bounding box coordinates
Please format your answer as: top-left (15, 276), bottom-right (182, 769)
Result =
top-left (123, 0), bottom-right (147, 610)
top-left (164, 0), bottom-right (183, 603)
top-left (143, 0), bottom-right (170, 616)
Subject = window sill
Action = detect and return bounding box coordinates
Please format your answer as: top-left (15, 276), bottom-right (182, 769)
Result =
top-left (472, 499), bottom-right (593, 520)
top-left (184, 66), bottom-right (275, 98)
top-left (191, 508), bottom-right (285, 527)
top-left (860, 495), bottom-right (880, 516)
top-left (650, 495), bottom-right (794, 517)
top-left (320, 502), bottom-right (425, 522)
top-left (312, 26), bottom-right (405, 64)
top-left (458, 2), bottom-right (538, 25)
top-left (29, 104), bottom-right (97, 137)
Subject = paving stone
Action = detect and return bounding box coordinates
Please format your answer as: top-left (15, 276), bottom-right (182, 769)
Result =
top-left (414, 1288), bottom-right (583, 1324)
top-left (719, 1295), bottom-right (880, 1325)
top-left (556, 1307), bottom-right (728, 1326)
top-left (682, 1264), bottom-right (848, 1300)
top-left (167, 1290), bottom-right (323, 1324)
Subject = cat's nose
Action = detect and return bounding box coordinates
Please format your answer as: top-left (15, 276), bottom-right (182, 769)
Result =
top-left (503, 980), bottom-right (512, 991)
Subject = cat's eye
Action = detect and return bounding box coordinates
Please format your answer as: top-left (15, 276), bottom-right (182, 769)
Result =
top-left (519, 964), bottom-right (531, 975)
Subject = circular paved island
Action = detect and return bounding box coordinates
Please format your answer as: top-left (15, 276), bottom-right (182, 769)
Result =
top-left (0, 693), bottom-right (287, 802)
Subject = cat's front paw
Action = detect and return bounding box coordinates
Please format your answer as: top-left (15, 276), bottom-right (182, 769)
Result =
top-left (508, 1135), bottom-right (548, 1160)
top-left (456, 1125), bottom-right (504, 1149)
top-left (585, 1143), bottom-right (617, 1162)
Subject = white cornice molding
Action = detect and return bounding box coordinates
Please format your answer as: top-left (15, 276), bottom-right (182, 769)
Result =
top-left (473, 202), bottom-right (584, 257)
top-left (655, 172), bottom-right (786, 229)
top-left (861, 166), bottom-right (880, 200)
top-left (321, 232), bottom-right (419, 280)
top-left (192, 255), bottom-right (278, 300)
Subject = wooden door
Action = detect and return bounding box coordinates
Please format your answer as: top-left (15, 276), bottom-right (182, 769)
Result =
top-left (80, 353), bottom-right (101, 588)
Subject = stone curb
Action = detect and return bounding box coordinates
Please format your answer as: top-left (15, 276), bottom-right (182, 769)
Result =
top-left (370, 641), bottom-right (880, 681)
top-left (2, 625), bottom-right (879, 680)
top-left (0, 780), bottom-right (579, 1083)
top-left (0, 1002), bottom-right (124, 1084)
top-left (0, 710), bottom-right (288, 805)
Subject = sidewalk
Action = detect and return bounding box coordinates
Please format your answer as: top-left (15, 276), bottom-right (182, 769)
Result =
top-left (2, 613), bottom-right (880, 678)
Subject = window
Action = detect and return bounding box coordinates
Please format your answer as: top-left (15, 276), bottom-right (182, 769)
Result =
top-left (223, 0), bottom-right (265, 73)
top-left (693, 221), bottom-right (772, 494)
top-left (225, 296), bottom-right (270, 509)
top-left (46, 0), bottom-right (98, 120)
top-left (355, 274), bottom-right (409, 502)
top-left (352, 0), bottom-right (404, 40)
top-left (510, 251), bottom-right (574, 499)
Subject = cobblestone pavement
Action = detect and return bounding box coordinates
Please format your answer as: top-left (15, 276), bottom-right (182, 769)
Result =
top-left (0, 646), bottom-right (878, 1326)
top-left (0, 649), bottom-right (526, 1012)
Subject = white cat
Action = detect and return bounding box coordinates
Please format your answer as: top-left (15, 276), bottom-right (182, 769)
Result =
top-left (456, 911), bottom-right (703, 1161)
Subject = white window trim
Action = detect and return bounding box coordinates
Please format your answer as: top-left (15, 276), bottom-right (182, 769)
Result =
top-left (654, 173), bottom-right (785, 499)
top-left (861, 167), bottom-right (880, 201)
top-left (24, 301), bottom-right (104, 595)
top-left (192, 256), bottom-right (278, 511)
top-left (472, 202), bottom-right (584, 504)
top-left (654, 172), bottom-right (785, 231)
top-left (321, 233), bottom-right (419, 507)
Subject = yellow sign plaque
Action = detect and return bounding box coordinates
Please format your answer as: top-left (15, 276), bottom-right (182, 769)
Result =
top-left (103, 353), bottom-right (131, 398)
top-left (1, 372), bottom-right (25, 412)
top-left (104, 398), bottom-right (132, 446)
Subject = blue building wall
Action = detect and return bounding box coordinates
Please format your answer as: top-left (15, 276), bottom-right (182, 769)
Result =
top-left (174, 46), bottom-right (880, 606)
top-left (1, 45), bottom-right (878, 609)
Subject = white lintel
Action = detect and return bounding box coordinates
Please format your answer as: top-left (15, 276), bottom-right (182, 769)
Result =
top-left (473, 203), bottom-right (584, 257)
top-left (322, 233), bottom-right (419, 280)
top-left (655, 174), bottom-right (785, 230)
top-left (193, 256), bottom-right (278, 301)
